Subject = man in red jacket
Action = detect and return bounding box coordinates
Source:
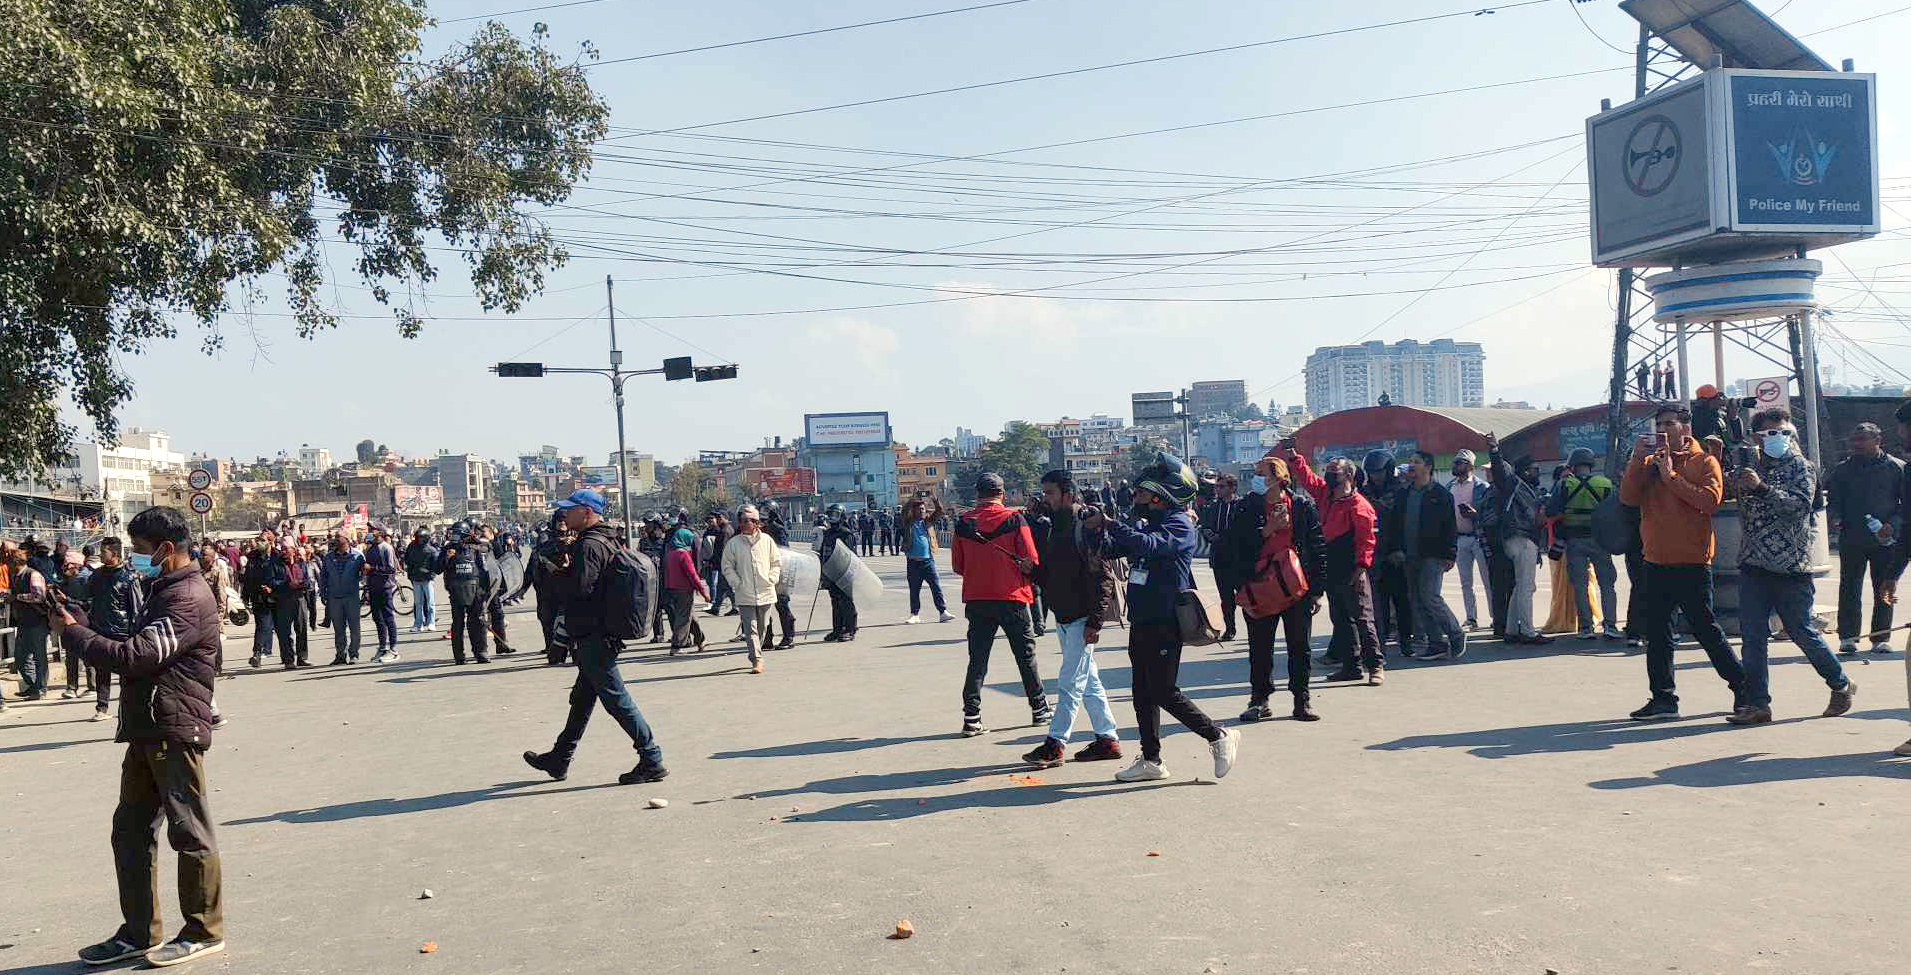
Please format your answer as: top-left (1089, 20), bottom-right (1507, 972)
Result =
top-left (1285, 450), bottom-right (1385, 685)
top-left (952, 473), bottom-right (1052, 737)
top-left (58, 506), bottom-right (226, 968)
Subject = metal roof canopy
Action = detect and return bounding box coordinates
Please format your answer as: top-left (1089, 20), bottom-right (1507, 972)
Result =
top-left (1619, 0), bottom-right (1832, 72)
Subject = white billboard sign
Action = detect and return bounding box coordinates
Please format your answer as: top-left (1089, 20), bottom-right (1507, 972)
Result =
top-left (805, 412), bottom-right (891, 447)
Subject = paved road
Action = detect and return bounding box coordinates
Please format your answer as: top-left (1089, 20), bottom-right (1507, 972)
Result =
top-left (4, 553), bottom-right (1907, 975)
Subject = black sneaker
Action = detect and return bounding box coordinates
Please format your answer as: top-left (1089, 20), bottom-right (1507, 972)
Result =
top-left (838, 631), bottom-right (857, 643)
top-left (822, 631), bottom-right (842, 643)
top-left (78, 936), bottom-right (153, 965)
top-left (1030, 705), bottom-right (1054, 727)
top-left (1629, 699), bottom-right (1682, 721)
top-left (522, 750), bottom-right (567, 781)
top-left (1239, 702), bottom-right (1274, 723)
top-left (1022, 738), bottom-right (1065, 768)
top-left (618, 761), bottom-right (669, 785)
top-left (1292, 701), bottom-right (1320, 722)
top-left (960, 716), bottom-right (984, 737)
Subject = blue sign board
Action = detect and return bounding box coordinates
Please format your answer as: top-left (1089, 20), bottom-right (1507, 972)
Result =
top-left (1729, 73), bottom-right (1876, 231)
top-left (1558, 417), bottom-right (1649, 461)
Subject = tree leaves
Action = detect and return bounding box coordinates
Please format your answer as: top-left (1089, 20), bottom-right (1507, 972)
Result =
top-left (0, 1), bottom-right (609, 477)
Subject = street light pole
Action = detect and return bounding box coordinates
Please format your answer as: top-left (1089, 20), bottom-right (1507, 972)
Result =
top-left (607, 275), bottom-right (634, 533)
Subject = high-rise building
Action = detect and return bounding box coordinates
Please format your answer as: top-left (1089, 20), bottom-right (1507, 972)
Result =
top-left (1187, 380), bottom-right (1248, 420)
top-left (296, 445), bottom-right (332, 478)
top-left (1305, 339), bottom-right (1485, 416)
top-left (434, 452), bottom-right (491, 518)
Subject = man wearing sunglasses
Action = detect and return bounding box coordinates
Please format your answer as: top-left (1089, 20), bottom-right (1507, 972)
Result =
top-left (1726, 410), bottom-right (1855, 725)
top-left (719, 505), bottom-right (782, 675)
top-left (1619, 405), bottom-right (1747, 721)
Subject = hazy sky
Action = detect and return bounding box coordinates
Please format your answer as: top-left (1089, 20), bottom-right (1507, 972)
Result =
top-left (90, 0), bottom-right (1911, 466)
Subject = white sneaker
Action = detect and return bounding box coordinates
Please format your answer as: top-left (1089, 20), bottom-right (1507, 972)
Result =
top-left (1115, 758), bottom-right (1170, 782)
top-left (938, 611), bottom-right (956, 623)
top-left (383, 651), bottom-right (400, 663)
top-left (1869, 642), bottom-right (1893, 654)
top-left (904, 615), bottom-right (920, 624)
top-left (1838, 638), bottom-right (1858, 653)
top-left (1211, 728), bottom-right (1240, 779)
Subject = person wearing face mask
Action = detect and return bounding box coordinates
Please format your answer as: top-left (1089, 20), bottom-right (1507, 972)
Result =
top-left (1198, 472), bottom-right (1246, 644)
top-left (1361, 450), bottom-right (1416, 657)
top-left (1619, 405), bottom-right (1747, 721)
top-left (1447, 449), bottom-right (1492, 632)
top-left (1382, 451), bottom-right (1466, 661)
top-left (1545, 448), bottom-right (1623, 641)
top-left (82, 538), bottom-right (144, 722)
top-left (263, 539), bottom-right (312, 670)
top-left (1725, 410), bottom-right (1855, 725)
top-left (56, 506), bottom-right (226, 968)
top-left (1484, 433), bottom-right (1552, 646)
top-left (1084, 456), bottom-right (1241, 783)
top-left (318, 534), bottom-right (366, 665)
top-left (239, 532), bottom-right (276, 668)
top-left (1227, 455), bottom-right (1326, 722)
top-left (1286, 450), bottom-right (1383, 684)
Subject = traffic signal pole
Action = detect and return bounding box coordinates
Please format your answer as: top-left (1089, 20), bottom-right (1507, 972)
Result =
top-left (491, 276), bottom-right (739, 535)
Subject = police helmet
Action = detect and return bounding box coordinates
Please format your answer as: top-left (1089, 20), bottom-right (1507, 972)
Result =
top-left (1363, 449), bottom-right (1396, 474)
top-left (1567, 448), bottom-right (1597, 471)
top-left (824, 503), bottom-right (846, 525)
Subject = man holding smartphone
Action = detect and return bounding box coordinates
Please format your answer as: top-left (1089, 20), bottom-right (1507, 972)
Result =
top-left (1619, 406), bottom-right (1747, 721)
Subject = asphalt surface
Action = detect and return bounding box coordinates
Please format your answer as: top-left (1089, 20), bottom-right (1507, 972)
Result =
top-left (3, 553), bottom-right (1907, 975)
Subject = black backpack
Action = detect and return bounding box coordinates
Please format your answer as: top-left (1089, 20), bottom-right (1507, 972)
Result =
top-left (1590, 490), bottom-right (1641, 556)
top-left (601, 546), bottom-right (660, 641)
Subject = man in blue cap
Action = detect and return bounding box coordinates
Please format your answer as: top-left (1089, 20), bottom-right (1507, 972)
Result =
top-left (524, 490), bottom-right (668, 785)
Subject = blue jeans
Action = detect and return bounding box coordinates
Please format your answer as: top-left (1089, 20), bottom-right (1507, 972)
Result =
top-left (550, 635), bottom-right (663, 769)
top-left (704, 567), bottom-right (730, 613)
top-left (1046, 619), bottom-right (1119, 743)
top-left (906, 558), bottom-right (946, 615)
top-left (1738, 569), bottom-right (1849, 709)
top-left (412, 579), bottom-right (436, 628)
top-left (1409, 557), bottom-right (1464, 647)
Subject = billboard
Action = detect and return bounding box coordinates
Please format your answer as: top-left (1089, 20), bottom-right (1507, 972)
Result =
top-left (392, 485), bottom-right (443, 516)
top-left (753, 467), bottom-right (819, 496)
top-left (1587, 69), bottom-right (1879, 267)
top-left (805, 412), bottom-right (891, 447)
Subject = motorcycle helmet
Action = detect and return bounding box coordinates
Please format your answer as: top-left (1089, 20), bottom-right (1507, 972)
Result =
top-left (1134, 452), bottom-right (1199, 507)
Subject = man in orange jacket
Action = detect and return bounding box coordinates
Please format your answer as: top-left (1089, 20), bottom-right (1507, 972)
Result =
top-left (952, 473), bottom-right (1051, 737)
top-left (1619, 405), bottom-right (1747, 721)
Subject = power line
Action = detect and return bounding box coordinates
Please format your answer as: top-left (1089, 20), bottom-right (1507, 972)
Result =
top-left (596, 0), bottom-right (1561, 142)
top-left (439, 0), bottom-right (613, 25)
top-left (1804, 3), bottom-right (1911, 37)
top-left (1566, 0), bottom-right (1634, 55)
top-left (584, 0), bottom-right (1047, 68)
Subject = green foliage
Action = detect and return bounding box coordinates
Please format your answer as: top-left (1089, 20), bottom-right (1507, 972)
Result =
top-left (1119, 435), bottom-right (1169, 483)
top-left (355, 439), bottom-right (377, 464)
top-left (0, 1), bottom-right (610, 476)
top-left (664, 461), bottom-right (730, 516)
top-left (975, 422), bottom-right (1050, 498)
top-left (1232, 402), bottom-right (1265, 422)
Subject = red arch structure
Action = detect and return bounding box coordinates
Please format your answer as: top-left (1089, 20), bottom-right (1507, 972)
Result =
top-left (1292, 405), bottom-right (1566, 469)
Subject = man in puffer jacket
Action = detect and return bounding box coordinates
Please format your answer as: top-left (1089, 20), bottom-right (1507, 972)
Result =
top-left (57, 506), bottom-right (227, 969)
top-left (951, 473), bottom-right (1049, 737)
top-left (720, 504), bottom-right (782, 675)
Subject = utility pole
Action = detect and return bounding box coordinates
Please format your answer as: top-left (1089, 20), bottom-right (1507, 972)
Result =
top-left (607, 274), bottom-right (633, 533)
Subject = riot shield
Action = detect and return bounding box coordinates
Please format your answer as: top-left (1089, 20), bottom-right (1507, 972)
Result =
top-left (778, 546), bottom-right (821, 602)
top-left (820, 541), bottom-right (884, 607)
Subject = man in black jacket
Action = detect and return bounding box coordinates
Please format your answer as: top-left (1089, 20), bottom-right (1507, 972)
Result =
top-left (1383, 451), bottom-right (1467, 660)
top-left (1198, 473), bottom-right (1247, 643)
top-left (1362, 450), bottom-right (1415, 655)
top-left (83, 536), bottom-right (144, 721)
top-left (1825, 422), bottom-right (1903, 654)
top-left (524, 490), bottom-right (667, 786)
top-left (58, 506), bottom-right (226, 968)
top-left (1226, 457), bottom-right (1327, 721)
top-left (403, 528), bottom-right (440, 634)
top-left (1021, 471), bottom-right (1124, 769)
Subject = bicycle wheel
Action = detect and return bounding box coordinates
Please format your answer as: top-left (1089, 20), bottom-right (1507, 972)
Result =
top-left (361, 590), bottom-right (373, 618)
top-left (392, 584), bottom-right (414, 615)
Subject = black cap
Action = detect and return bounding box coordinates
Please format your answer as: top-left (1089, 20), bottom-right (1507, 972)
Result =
top-left (976, 472), bottom-right (1005, 495)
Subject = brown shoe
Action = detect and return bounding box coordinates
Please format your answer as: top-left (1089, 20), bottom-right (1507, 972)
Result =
top-left (1726, 705), bottom-right (1773, 725)
top-left (750, 661), bottom-right (764, 675)
top-left (1366, 668), bottom-right (1385, 686)
top-left (1822, 679), bottom-right (1856, 717)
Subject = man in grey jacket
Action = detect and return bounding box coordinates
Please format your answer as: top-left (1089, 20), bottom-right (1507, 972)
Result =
top-left (1727, 410), bottom-right (1856, 725)
top-left (1824, 422), bottom-right (1903, 654)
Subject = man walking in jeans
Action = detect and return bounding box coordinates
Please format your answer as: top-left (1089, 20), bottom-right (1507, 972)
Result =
top-left (523, 490), bottom-right (667, 785)
top-left (1824, 422), bottom-right (1902, 654)
top-left (1620, 405), bottom-right (1747, 721)
top-left (1447, 449), bottom-right (1491, 630)
top-left (951, 473), bottom-right (1051, 737)
top-left (1021, 471), bottom-right (1123, 768)
top-left (1383, 451), bottom-right (1466, 661)
top-left (1725, 410), bottom-right (1856, 724)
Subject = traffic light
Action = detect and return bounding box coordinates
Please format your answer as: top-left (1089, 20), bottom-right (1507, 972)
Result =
top-left (663, 356), bottom-right (692, 381)
top-left (694, 364), bottom-right (739, 382)
top-left (495, 362), bottom-right (545, 378)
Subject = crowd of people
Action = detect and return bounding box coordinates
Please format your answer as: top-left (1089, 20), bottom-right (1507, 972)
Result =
top-left (10, 401), bottom-right (1911, 969)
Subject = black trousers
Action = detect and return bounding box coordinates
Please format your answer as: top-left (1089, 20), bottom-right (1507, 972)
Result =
top-left (1128, 621), bottom-right (1222, 762)
top-left (825, 579), bottom-right (857, 635)
top-left (760, 593), bottom-right (796, 644)
top-left (487, 593), bottom-right (511, 648)
top-left (1489, 543), bottom-right (1516, 637)
top-left (1326, 571), bottom-right (1383, 671)
top-left (1642, 562), bottom-right (1744, 705)
top-left (1212, 563), bottom-right (1243, 634)
top-left (449, 599), bottom-right (490, 662)
top-left (1373, 560), bottom-right (1414, 649)
top-left (860, 529), bottom-right (875, 553)
top-left (960, 600), bottom-right (1046, 719)
top-left (1246, 601), bottom-right (1314, 705)
top-left (1836, 545), bottom-right (1896, 642)
top-left (1622, 550), bottom-right (1648, 637)
top-left (664, 589), bottom-right (704, 647)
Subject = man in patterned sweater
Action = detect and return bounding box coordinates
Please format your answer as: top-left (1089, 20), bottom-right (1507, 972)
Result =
top-left (1726, 410), bottom-right (1857, 725)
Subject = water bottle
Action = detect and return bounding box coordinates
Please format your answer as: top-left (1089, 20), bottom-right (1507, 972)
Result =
top-left (1864, 515), bottom-right (1884, 534)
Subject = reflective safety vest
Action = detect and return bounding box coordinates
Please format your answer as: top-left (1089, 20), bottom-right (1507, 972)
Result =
top-left (1559, 474), bottom-right (1612, 534)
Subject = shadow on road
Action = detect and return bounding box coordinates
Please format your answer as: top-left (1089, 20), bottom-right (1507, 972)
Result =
top-left (790, 776), bottom-right (1209, 823)
top-left (221, 780), bottom-right (621, 826)
top-left (0, 735), bottom-right (114, 756)
top-left (736, 763), bottom-right (1026, 801)
top-left (711, 734), bottom-right (949, 760)
top-left (1588, 751), bottom-right (1911, 789)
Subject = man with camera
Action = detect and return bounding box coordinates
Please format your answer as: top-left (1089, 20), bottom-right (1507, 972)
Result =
top-left (1725, 410), bottom-right (1856, 725)
top-left (1619, 405), bottom-right (1747, 721)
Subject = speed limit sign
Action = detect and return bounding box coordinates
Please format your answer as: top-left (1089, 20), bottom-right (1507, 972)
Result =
top-left (189, 492), bottom-right (214, 515)
top-left (187, 468), bottom-right (212, 491)
top-left (1749, 376), bottom-right (1791, 414)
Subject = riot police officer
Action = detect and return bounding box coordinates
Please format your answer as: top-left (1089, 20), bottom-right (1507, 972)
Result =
top-left (441, 522), bottom-right (493, 664)
top-left (820, 504), bottom-right (860, 642)
top-left (637, 512), bottom-right (669, 642)
top-left (761, 500), bottom-right (798, 649)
